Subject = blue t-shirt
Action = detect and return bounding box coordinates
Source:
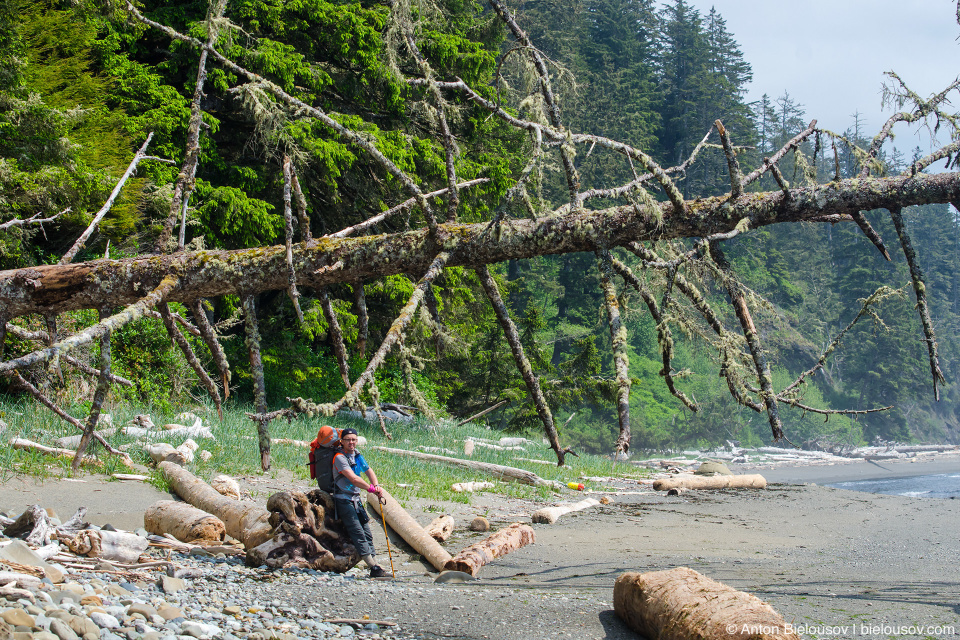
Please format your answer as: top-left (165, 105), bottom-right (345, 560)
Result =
top-left (332, 450), bottom-right (369, 498)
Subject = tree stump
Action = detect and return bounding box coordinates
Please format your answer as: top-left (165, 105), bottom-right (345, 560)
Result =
top-left (246, 489), bottom-right (359, 572)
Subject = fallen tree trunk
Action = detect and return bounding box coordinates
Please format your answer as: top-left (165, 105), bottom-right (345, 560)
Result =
top-left (2, 171), bottom-right (959, 320)
top-left (614, 567), bottom-right (800, 639)
top-left (246, 490), bottom-right (359, 572)
top-left (423, 515), bottom-right (455, 542)
top-left (653, 474), bottom-right (767, 491)
top-left (443, 522), bottom-right (535, 577)
top-left (531, 498), bottom-right (602, 525)
top-left (367, 486), bottom-right (452, 572)
top-left (144, 500), bottom-right (226, 544)
top-left (371, 447), bottom-right (563, 489)
top-left (158, 461), bottom-right (273, 549)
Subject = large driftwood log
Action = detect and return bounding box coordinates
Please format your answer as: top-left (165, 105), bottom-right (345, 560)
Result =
top-left (9, 438), bottom-right (101, 468)
top-left (614, 567), bottom-right (801, 639)
top-left (443, 522), bottom-right (535, 576)
top-left (144, 500), bottom-right (227, 544)
top-left (653, 474), bottom-right (767, 491)
top-left (531, 498), bottom-right (603, 525)
top-left (367, 487), bottom-right (453, 571)
top-left (371, 447), bottom-right (563, 489)
top-left (246, 490), bottom-right (359, 572)
top-left (158, 461), bottom-right (273, 549)
top-left (423, 515), bottom-right (455, 542)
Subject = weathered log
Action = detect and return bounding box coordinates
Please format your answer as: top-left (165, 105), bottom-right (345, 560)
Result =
top-left (653, 474), bottom-right (767, 491)
top-left (371, 447), bottom-right (563, 489)
top-left (62, 530), bottom-right (150, 564)
top-left (531, 498), bottom-right (602, 525)
top-left (367, 487), bottom-right (453, 572)
top-left (3, 171), bottom-right (959, 321)
top-left (443, 522), bottom-right (535, 577)
top-left (614, 567), bottom-right (800, 639)
top-left (56, 507), bottom-right (91, 537)
top-left (3, 505), bottom-right (55, 546)
top-left (451, 481), bottom-right (494, 493)
top-left (158, 461), bottom-right (273, 550)
top-left (423, 515), bottom-right (455, 542)
top-left (246, 489), bottom-right (359, 572)
top-left (144, 500), bottom-right (227, 544)
top-left (9, 438), bottom-right (101, 468)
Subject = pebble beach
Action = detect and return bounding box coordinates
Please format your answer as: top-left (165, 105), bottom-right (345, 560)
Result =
top-left (1, 453), bottom-right (959, 640)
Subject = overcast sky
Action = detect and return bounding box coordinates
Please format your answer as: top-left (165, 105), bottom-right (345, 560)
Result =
top-left (685, 0), bottom-right (959, 154)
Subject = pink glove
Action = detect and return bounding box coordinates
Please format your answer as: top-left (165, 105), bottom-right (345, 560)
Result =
top-left (367, 485), bottom-right (379, 494)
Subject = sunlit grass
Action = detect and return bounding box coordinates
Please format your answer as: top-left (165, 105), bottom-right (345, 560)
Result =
top-left (0, 398), bottom-right (651, 504)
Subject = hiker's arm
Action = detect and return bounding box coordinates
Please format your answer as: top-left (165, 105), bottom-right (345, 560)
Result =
top-left (340, 466), bottom-right (380, 495)
top-left (365, 468), bottom-right (381, 495)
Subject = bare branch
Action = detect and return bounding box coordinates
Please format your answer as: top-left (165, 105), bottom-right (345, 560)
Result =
top-left (158, 301), bottom-right (223, 415)
top-left (597, 250), bottom-right (631, 455)
top-left (318, 287), bottom-right (351, 388)
top-left (0, 276), bottom-right (179, 373)
top-left (242, 294), bottom-right (271, 471)
top-left (0, 208), bottom-right (69, 232)
top-left (282, 156), bottom-right (304, 322)
top-left (72, 307), bottom-right (112, 473)
top-left (477, 265), bottom-right (567, 464)
top-left (741, 121), bottom-right (817, 188)
top-left (190, 299), bottom-right (232, 398)
top-left (715, 120), bottom-right (743, 199)
top-left (709, 242), bottom-right (785, 440)
top-left (889, 206), bottom-right (946, 400)
top-left (62, 133), bottom-right (160, 265)
top-left (353, 282), bottom-right (368, 358)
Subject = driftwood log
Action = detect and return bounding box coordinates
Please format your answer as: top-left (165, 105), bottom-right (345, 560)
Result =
top-left (9, 438), bottom-right (102, 468)
top-left (531, 498), bottom-right (603, 525)
top-left (158, 461), bottom-right (273, 549)
top-left (211, 475), bottom-right (241, 500)
top-left (247, 489), bottom-right (359, 572)
top-left (62, 530), bottom-right (149, 564)
top-left (653, 474), bottom-right (767, 491)
top-left (443, 522), bottom-right (535, 576)
top-left (367, 487), bottom-right (453, 571)
top-left (423, 515), bottom-right (455, 542)
top-left (451, 481), bottom-right (494, 493)
top-left (144, 500), bottom-right (227, 544)
top-left (614, 567), bottom-right (800, 639)
top-left (371, 447), bottom-right (563, 489)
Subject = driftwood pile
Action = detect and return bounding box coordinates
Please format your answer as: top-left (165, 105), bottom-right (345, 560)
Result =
top-left (154, 463), bottom-right (535, 577)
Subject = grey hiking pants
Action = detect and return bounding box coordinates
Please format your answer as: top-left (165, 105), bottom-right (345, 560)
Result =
top-left (334, 495), bottom-right (376, 557)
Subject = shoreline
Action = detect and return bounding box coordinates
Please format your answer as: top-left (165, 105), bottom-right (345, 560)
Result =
top-left (734, 451), bottom-right (960, 485)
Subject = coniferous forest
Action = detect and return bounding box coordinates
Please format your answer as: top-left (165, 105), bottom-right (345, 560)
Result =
top-left (3, 0), bottom-right (960, 455)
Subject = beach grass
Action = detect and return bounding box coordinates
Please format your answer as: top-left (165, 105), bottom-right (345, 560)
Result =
top-left (0, 398), bottom-right (650, 504)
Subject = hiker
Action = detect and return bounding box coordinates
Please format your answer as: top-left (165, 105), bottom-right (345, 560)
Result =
top-left (332, 427), bottom-right (389, 578)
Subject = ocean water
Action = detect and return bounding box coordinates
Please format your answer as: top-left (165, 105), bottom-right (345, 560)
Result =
top-left (828, 473), bottom-right (960, 498)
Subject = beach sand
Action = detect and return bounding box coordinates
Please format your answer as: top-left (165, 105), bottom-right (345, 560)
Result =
top-left (2, 457), bottom-right (958, 638)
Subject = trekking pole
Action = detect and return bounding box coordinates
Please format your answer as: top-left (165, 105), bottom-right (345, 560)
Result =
top-left (378, 494), bottom-right (396, 578)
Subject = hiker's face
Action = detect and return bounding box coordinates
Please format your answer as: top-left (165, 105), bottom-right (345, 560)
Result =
top-left (342, 435), bottom-right (358, 453)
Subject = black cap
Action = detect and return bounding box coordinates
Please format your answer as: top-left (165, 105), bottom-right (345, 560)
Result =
top-left (341, 428), bottom-right (359, 437)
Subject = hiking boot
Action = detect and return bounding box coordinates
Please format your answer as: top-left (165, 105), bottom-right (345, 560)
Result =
top-left (369, 565), bottom-right (390, 579)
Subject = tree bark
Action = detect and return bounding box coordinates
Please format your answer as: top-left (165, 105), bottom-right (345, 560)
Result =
top-left (2, 172), bottom-right (958, 321)
top-left (442, 522), bottom-right (535, 577)
top-left (242, 294), bottom-right (271, 470)
top-left (614, 567), bottom-right (800, 640)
